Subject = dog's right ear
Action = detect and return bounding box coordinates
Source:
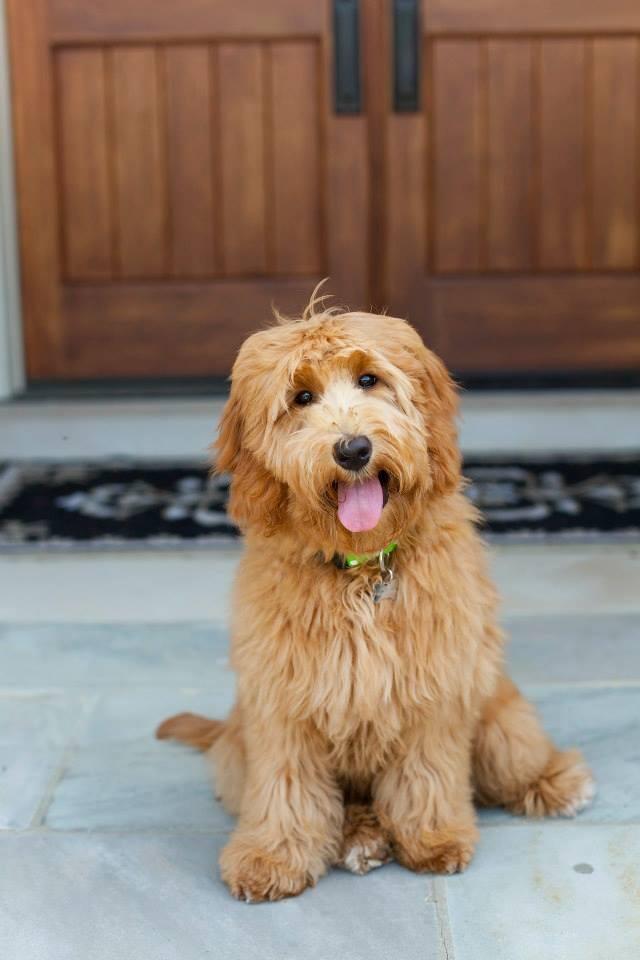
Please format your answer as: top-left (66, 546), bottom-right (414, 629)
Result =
top-left (214, 392), bottom-right (243, 475)
top-left (213, 390), bottom-right (288, 534)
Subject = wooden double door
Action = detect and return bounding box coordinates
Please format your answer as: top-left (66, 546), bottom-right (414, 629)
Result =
top-left (9, 0), bottom-right (640, 381)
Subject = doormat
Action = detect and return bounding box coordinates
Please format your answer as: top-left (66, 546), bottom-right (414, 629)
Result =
top-left (1, 456), bottom-right (639, 551)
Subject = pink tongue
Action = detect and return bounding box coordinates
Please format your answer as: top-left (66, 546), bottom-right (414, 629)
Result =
top-left (337, 476), bottom-right (384, 533)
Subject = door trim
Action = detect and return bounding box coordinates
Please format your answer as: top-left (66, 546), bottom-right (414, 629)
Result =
top-left (0, 0), bottom-right (24, 399)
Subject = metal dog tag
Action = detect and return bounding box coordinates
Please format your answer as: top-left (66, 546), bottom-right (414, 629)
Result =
top-left (373, 576), bottom-right (398, 603)
top-left (373, 548), bottom-right (397, 603)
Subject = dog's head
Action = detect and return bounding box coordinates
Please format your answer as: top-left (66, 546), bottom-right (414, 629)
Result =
top-left (215, 305), bottom-right (460, 555)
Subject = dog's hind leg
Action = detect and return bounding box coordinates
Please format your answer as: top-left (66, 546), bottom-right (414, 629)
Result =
top-left (336, 804), bottom-right (392, 875)
top-left (156, 704), bottom-right (247, 816)
top-left (473, 675), bottom-right (595, 817)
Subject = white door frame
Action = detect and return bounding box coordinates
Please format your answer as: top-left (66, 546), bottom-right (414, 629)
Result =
top-left (0, 0), bottom-right (24, 400)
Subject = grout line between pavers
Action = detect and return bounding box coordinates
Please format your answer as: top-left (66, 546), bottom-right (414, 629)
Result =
top-left (2, 680), bottom-right (640, 697)
top-left (523, 680), bottom-right (640, 691)
top-left (432, 877), bottom-right (455, 960)
top-left (0, 825), bottom-right (234, 837)
top-left (2, 819), bottom-right (635, 839)
top-left (27, 692), bottom-right (100, 829)
top-left (28, 745), bottom-right (76, 829)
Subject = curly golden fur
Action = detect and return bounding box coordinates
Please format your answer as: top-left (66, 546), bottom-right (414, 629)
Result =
top-left (157, 302), bottom-right (594, 902)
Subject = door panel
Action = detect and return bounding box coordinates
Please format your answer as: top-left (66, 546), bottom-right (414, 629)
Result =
top-left (49, 0), bottom-right (324, 42)
top-left (387, 3), bottom-right (640, 373)
top-left (217, 43), bottom-right (268, 276)
top-left (591, 39), bottom-right (638, 270)
top-left (270, 43), bottom-right (324, 275)
top-left (12, 1), bottom-right (640, 381)
top-left (486, 41), bottom-right (533, 271)
top-left (538, 41), bottom-right (588, 271)
top-left (9, 0), bottom-right (367, 380)
top-left (164, 46), bottom-right (217, 278)
top-left (431, 41), bottom-right (484, 273)
top-left (111, 47), bottom-right (167, 278)
top-left (56, 49), bottom-right (113, 280)
top-left (62, 280), bottom-right (318, 377)
top-left (423, 0), bottom-right (640, 34)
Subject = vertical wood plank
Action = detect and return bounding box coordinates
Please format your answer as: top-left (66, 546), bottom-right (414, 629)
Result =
top-left (539, 40), bottom-right (588, 270)
top-left (111, 46), bottom-right (166, 277)
top-left (432, 41), bottom-right (484, 272)
top-left (56, 49), bottom-right (112, 279)
top-left (164, 45), bottom-right (216, 277)
top-left (591, 38), bottom-right (637, 269)
top-left (387, 115), bottom-right (426, 314)
top-left (326, 118), bottom-right (368, 306)
top-left (487, 41), bottom-right (533, 270)
top-left (218, 43), bottom-right (266, 275)
top-left (270, 42), bottom-right (322, 274)
top-left (6, 0), bottom-right (63, 376)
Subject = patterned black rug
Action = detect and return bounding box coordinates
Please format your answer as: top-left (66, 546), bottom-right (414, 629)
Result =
top-left (1, 457), bottom-right (639, 550)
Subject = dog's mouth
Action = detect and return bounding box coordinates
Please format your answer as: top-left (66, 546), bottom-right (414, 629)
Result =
top-left (331, 470), bottom-right (390, 533)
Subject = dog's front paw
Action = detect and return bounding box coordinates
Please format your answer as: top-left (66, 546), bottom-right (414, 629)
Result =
top-left (340, 834), bottom-right (392, 875)
top-left (219, 838), bottom-right (313, 903)
top-left (392, 824), bottom-right (478, 875)
top-left (337, 804), bottom-right (392, 875)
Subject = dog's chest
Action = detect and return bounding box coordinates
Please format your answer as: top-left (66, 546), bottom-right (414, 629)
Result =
top-left (302, 584), bottom-right (431, 741)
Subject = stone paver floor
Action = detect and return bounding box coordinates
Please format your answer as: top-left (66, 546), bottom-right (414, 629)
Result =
top-left (1, 611), bottom-right (639, 959)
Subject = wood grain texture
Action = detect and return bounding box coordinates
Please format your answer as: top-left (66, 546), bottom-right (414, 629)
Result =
top-left (420, 275), bottom-right (640, 371)
top-left (164, 46), bottom-right (216, 277)
top-left (62, 280), bottom-right (319, 377)
top-left (56, 49), bottom-right (112, 279)
top-left (387, 114), bottom-right (426, 315)
top-left (111, 47), bottom-right (167, 277)
top-left (6, 0), bottom-right (63, 377)
top-left (50, 0), bottom-right (324, 43)
top-left (16, 0), bottom-right (640, 383)
top-left (9, 0), bottom-right (370, 380)
top-left (538, 40), bottom-right (588, 270)
top-left (432, 40), bottom-right (485, 272)
top-left (270, 42), bottom-right (322, 274)
top-left (218, 43), bottom-right (266, 275)
top-left (326, 118), bottom-right (368, 309)
top-left (424, 0), bottom-right (640, 34)
top-left (487, 41), bottom-right (533, 270)
top-left (591, 38), bottom-right (638, 269)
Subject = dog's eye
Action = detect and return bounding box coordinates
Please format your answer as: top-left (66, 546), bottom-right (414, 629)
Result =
top-left (358, 373), bottom-right (377, 389)
top-left (294, 389), bottom-right (314, 406)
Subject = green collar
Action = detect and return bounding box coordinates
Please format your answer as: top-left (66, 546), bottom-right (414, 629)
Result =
top-left (333, 541), bottom-right (398, 570)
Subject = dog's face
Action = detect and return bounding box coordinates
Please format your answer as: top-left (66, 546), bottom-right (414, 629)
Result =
top-left (216, 310), bottom-right (460, 554)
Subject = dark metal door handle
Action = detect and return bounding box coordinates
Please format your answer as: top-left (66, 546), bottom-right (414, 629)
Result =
top-left (333, 0), bottom-right (361, 114)
top-left (393, 0), bottom-right (420, 111)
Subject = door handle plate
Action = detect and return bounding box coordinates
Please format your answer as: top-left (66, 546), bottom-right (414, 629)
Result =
top-left (334, 0), bottom-right (361, 114)
top-left (393, 0), bottom-right (420, 112)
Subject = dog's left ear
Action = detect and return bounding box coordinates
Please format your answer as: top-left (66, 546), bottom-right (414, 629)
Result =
top-left (416, 348), bottom-right (461, 496)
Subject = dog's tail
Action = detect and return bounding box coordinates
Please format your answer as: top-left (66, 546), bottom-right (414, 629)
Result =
top-left (155, 712), bottom-right (225, 751)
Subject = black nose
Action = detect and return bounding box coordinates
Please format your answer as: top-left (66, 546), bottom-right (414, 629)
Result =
top-left (333, 435), bottom-right (372, 471)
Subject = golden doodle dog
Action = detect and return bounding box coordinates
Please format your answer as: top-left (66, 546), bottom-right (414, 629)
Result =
top-left (157, 297), bottom-right (594, 902)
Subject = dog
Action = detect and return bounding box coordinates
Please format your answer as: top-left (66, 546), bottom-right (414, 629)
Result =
top-left (157, 297), bottom-right (594, 902)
